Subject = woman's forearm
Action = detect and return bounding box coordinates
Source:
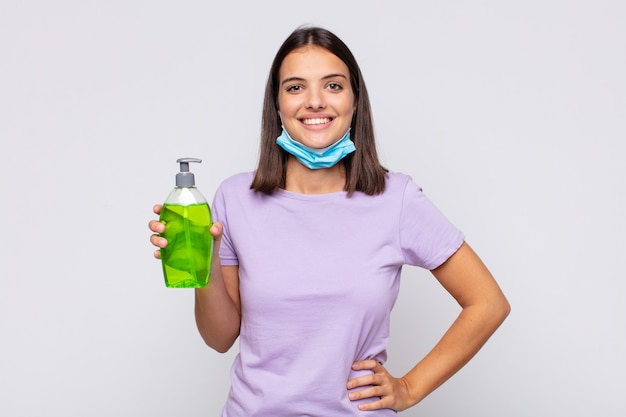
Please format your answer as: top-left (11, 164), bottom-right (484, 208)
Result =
top-left (194, 264), bottom-right (241, 353)
top-left (402, 296), bottom-right (510, 405)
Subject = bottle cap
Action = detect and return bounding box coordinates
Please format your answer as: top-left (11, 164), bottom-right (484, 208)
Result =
top-left (175, 157), bottom-right (202, 187)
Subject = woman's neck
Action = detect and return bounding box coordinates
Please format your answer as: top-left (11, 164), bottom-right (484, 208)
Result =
top-left (284, 155), bottom-right (346, 194)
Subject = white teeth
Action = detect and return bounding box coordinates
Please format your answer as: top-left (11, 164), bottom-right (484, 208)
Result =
top-left (302, 118), bottom-right (330, 125)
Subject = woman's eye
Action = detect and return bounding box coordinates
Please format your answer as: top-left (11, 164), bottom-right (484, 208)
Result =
top-left (328, 82), bottom-right (343, 91)
top-left (286, 85), bottom-right (302, 92)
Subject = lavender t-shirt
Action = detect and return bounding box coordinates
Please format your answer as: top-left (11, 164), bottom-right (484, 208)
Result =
top-left (211, 171), bottom-right (464, 417)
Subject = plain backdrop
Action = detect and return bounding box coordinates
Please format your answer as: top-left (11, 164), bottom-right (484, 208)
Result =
top-left (1, 1), bottom-right (625, 416)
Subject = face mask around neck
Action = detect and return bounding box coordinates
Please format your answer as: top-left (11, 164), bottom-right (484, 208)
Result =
top-left (275, 128), bottom-right (356, 170)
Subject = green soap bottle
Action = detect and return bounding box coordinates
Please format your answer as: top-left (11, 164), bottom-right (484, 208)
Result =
top-left (160, 158), bottom-right (213, 288)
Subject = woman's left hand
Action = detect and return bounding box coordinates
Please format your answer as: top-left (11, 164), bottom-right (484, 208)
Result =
top-left (346, 360), bottom-right (413, 412)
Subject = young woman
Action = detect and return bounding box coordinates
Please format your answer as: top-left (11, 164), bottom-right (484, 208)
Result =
top-left (149, 26), bottom-right (510, 416)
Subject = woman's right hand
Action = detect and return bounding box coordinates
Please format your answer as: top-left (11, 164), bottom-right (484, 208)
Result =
top-left (149, 204), bottom-right (167, 259)
top-left (148, 204), bottom-right (225, 260)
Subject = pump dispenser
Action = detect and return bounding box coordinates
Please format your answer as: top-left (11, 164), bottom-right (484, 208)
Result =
top-left (159, 158), bottom-right (213, 288)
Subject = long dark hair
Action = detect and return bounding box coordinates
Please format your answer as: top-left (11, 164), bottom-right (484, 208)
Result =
top-left (250, 26), bottom-right (387, 196)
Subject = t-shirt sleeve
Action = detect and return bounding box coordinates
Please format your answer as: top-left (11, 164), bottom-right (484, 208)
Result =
top-left (399, 178), bottom-right (465, 270)
top-left (211, 183), bottom-right (239, 266)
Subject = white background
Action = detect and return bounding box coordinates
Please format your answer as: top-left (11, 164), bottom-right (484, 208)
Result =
top-left (1, 1), bottom-right (625, 416)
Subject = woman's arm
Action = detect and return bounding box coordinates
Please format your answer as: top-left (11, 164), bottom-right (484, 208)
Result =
top-left (194, 254), bottom-right (241, 352)
top-left (349, 241), bottom-right (510, 411)
top-left (150, 206), bottom-right (242, 353)
top-left (402, 241), bottom-right (510, 405)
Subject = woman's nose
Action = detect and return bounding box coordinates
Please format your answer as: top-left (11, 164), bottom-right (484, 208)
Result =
top-left (306, 89), bottom-right (325, 109)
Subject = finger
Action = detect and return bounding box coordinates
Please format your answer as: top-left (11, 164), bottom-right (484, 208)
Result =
top-left (347, 370), bottom-right (377, 389)
top-left (210, 222), bottom-right (224, 262)
top-left (153, 249), bottom-right (162, 259)
top-left (347, 377), bottom-right (372, 392)
top-left (153, 204), bottom-right (163, 214)
top-left (348, 384), bottom-right (385, 400)
top-left (148, 219), bottom-right (165, 234)
top-left (351, 359), bottom-right (380, 371)
top-left (150, 233), bottom-right (168, 248)
top-left (356, 396), bottom-right (388, 412)
top-left (210, 221), bottom-right (224, 239)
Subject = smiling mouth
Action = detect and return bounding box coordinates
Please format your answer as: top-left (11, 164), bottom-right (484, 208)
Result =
top-left (301, 117), bottom-right (332, 125)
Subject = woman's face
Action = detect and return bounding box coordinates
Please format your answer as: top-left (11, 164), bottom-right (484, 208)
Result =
top-left (277, 46), bottom-right (355, 149)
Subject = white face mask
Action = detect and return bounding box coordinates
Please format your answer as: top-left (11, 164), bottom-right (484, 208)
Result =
top-left (275, 128), bottom-right (355, 170)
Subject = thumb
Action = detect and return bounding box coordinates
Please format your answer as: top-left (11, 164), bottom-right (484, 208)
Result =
top-left (210, 221), bottom-right (224, 249)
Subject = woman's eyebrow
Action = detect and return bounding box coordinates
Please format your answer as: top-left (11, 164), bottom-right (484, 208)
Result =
top-left (280, 76), bottom-right (305, 86)
top-left (281, 73), bottom-right (348, 86)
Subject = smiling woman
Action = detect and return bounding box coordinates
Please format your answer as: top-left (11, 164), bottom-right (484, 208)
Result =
top-left (273, 46), bottom-right (358, 182)
top-left (277, 46), bottom-right (355, 149)
top-left (148, 25), bottom-right (510, 417)
top-left (251, 26), bottom-right (388, 196)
